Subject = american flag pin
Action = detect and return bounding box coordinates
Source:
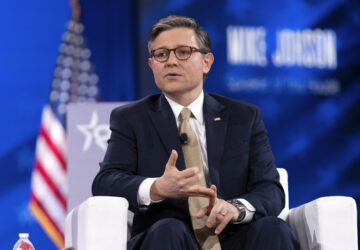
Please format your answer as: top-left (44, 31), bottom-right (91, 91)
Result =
top-left (214, 117), bottom-right (221, 121)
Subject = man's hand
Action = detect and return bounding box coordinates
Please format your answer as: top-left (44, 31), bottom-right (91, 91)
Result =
top-left (150, 150), bottom-right (215, 201)
top-left (196, 185), bottom-right (240, 235)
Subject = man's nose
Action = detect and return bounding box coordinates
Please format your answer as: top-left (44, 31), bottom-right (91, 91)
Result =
top-left (166, 51), bottom-right (178, 64)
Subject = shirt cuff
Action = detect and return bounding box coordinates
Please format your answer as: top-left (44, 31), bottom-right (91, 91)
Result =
top-left (137, 177), bottom-right (164, 206)
top-left (232, 198), bottom-right (256, 224)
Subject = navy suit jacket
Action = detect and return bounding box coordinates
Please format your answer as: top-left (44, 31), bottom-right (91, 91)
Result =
top-left (92, 92), bottom-right (284, 236)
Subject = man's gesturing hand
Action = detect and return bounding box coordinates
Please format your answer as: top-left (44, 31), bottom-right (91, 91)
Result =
top-left (150, 150), bottom-right (214, 201)
top-left (196, 185), bottom-right (240, 235)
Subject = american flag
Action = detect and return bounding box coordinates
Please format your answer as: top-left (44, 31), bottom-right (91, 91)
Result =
top-left (29, 14), bottom-right (99, 248)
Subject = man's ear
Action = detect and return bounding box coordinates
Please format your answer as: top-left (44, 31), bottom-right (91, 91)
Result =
top-left (203, 52), bottom-right (214, 74)
top-left (148, 58), bottom-right (153, 71)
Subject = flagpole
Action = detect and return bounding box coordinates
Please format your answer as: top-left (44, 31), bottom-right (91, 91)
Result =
top-left (71, 0), bottom-right (81, 21)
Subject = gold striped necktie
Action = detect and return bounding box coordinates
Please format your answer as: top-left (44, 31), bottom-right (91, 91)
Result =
top-left (179, 107), bottom-right (221, 250)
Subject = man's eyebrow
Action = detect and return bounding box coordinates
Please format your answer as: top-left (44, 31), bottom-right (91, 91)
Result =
top-left (152, 46), bottom-right (168, 51)
top-left (152, 44), bottom-right (194, 50)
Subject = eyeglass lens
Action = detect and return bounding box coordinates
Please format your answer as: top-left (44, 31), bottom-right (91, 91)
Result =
top-left (153, 46), bottom-right (193, 62)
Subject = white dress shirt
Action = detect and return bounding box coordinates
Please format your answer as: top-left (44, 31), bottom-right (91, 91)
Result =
top-left (137, 91), bottom-right (256, 223)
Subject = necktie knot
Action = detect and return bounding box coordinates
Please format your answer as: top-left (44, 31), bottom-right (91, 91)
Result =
top-left (180, 107), bottom-right (192, 121)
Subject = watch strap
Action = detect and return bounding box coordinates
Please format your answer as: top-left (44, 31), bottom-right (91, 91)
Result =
top-left (227, 199), bottom-right (246, 223)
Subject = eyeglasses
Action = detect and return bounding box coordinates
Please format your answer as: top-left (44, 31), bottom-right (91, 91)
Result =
top-left (151, 46), bottom-right (208, 62)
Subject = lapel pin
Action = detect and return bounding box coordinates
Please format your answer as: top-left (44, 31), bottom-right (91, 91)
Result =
top-left (214, 117), bottom-right (221, 121)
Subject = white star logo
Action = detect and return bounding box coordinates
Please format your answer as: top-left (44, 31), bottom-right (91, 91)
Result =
top-left (76, 111), bottom-right (110, 152)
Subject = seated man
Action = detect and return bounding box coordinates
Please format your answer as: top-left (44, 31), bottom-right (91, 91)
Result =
top-left (92, 15), bottom-right (299, 250)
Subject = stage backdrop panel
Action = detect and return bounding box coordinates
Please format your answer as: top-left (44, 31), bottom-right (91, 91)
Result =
top-left (67, 102), bottom-right (124, 212)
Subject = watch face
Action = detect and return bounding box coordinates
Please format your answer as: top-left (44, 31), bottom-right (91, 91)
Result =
top-left (238, 207), bottom-right (246, 221)
top-left (228, 199), bottom-right (246, 222)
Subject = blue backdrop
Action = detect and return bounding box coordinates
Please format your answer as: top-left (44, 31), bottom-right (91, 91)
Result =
top-left (0, 0), bottom-right (359, 249)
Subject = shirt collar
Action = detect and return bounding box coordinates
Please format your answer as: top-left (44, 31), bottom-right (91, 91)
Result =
top-left (164, 91), bottom-right (204, 124)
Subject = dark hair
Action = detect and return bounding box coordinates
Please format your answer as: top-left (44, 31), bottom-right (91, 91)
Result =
top-left (148, 16), bottom-right (211, 53)
top-left (148, 15), bottom-right (212, 79)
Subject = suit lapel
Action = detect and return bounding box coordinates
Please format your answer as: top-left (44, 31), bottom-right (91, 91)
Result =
top-left (203, 92), bottom-right (228, 194)
top-left (148, 94), bottom-right (186, 170)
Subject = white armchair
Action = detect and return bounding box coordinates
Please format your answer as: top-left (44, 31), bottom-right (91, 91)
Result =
top-left (64, 168), bottom-right (358, 250)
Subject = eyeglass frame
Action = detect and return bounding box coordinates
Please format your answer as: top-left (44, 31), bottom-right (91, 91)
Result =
top-left (150, 45), bottom-right (209, 62)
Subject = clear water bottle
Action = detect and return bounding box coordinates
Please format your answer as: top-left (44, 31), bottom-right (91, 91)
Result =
top-left (13, 233), bottom-right (35, 250)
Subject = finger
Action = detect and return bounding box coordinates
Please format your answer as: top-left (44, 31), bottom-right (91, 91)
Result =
top-left (209, 185), bottom-right (217, 208)
top-left (206, 209), bottom-right (218, 228)
top-left (206, 199), bottom-right (227, 228)
top-left (166, 150), bottom-right (178, 167)
top-left (186, 185), bottom-right (215, 198)
top-left (213, 201), bottom-right (226, 214)
top-left (215, 214), bottom-right (232, 234)
top-left (179, 166), bottom-right (200, 179)
top-left (196, 206), bottom-right (209, 218)
top-left (206, 202), bottom-right (223, 228)
top-left (178, 171), bottom-right (202, 187)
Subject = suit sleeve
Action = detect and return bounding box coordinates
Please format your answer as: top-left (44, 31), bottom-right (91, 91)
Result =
top-left (92, 107), bottom-right (146, 213)
top-left (240, 106), bottom-right (285, 220)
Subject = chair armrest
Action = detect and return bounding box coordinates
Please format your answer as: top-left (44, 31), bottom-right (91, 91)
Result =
top-left (65, 196), bottom-right (129, 250)
top-left (277, 168), bottom-right (289, 221)
top-left (288, 196), bottom-right (358, 250)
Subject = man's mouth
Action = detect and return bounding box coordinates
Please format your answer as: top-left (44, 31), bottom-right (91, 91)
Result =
top-left (165, 72), bottom-right (181, 77)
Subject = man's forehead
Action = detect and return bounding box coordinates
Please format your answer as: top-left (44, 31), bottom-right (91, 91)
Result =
top-left (152, 27), bottom-right (199, 49)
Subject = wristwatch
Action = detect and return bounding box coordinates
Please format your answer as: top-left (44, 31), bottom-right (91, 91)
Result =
top-left (227, 199), bottom-right (246, 223)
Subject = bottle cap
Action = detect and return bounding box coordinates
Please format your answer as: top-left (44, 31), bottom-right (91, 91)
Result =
top-left (19, 233), bottom-right (29, 238)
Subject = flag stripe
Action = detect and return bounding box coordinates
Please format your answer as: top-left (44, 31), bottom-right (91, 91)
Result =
top-left (31, 170), bottom-right (66, 229)
top-left (40, 125), bottom-right (66, 170)
top-left (29, 196), bottom-right (64, 248)
top-left (42, 105), bottom-right (67, 158)
top-left (36, 136), bottom-right (68, 197)
top-left (35, 160), bottom-right (67, 210)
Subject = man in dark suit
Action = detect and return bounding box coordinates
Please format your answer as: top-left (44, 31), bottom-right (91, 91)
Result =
top-left (92, 15), bottom-right (299, 250)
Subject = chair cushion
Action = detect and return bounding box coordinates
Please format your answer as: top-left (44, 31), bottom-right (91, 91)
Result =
top-left (288, 196), bottom-right (358, 250)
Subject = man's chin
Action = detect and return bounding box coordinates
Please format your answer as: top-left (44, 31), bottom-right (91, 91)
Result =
top-left (159, 83), bottom-right (184, 93)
